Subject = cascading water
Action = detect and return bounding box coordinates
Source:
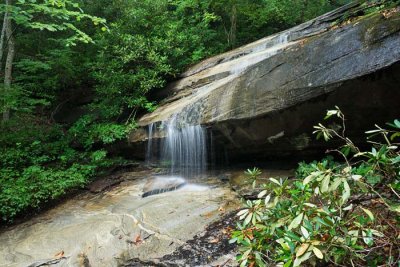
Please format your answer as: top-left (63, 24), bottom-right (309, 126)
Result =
top-left (230, 32), bottom-right (290, 75)
top-left (145, 116), bottom-right (207, 178)
top-left (145, 122), bottom-right (155, 165)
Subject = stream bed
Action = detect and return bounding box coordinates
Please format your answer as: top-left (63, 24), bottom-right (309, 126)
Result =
top-left (0, 168), bottom-right (292, 267)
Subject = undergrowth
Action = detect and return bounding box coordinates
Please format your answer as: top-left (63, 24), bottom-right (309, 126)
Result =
top-left (0, 116), bottom-right (125, 223)
top-left (231, 107), bottom-right (400, 266)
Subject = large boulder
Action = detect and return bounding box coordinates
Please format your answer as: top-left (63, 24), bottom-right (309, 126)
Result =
top-left (129, 4), bottom-right (400, 161)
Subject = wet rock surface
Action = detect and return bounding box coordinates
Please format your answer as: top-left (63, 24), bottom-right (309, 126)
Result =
top-left (142, 176), bottom-right (186, 197)
top-left (0, 171), bottom-right (240, 267)
top-left (88, 169), bottom-right (152, 193)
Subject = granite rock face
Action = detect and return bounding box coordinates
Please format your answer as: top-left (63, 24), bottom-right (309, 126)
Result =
top-left (129, 4), bottom-right (400, 160)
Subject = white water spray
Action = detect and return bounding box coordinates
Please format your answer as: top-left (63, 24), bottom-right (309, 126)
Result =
top-left (145, 116), bottom-right (207, 178)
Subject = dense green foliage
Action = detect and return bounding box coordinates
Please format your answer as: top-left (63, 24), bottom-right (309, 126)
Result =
top-left (231, 108), bottom-right (400, 266)
top-left (0, 0), bottom-right (351, 222)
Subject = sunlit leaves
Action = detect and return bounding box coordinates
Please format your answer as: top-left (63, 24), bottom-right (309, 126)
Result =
top-left (341, 180), bottom-right (351, 204)
top-left (361, 208), bottom-right (374, 221)
top-left (312, 247), bottom-right (323, 259)
top-left (313, 123), bottom-right (333, 141)
top-left (232, 107), bottom-right (398, 266)
top-left (1, 0), bottom-right (106, 46)
top-left (295, 243), bottom-right (309, 257)
top-left (288, 212), bottom-right (303, 230)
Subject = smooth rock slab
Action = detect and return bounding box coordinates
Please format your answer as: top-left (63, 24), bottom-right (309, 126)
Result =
top-left (0, 175), bottom-right (239, 267)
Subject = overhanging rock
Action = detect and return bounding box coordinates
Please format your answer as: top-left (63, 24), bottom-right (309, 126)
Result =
top-left (128, 4), bottom-right (400, 160)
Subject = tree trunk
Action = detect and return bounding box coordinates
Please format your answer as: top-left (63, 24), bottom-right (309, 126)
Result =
top-left (2, 0), bottom-right (14, 122)
top-left (0, 10), bottom-right (8, 64)
top-left (300, 0), bottom-right (308, 22)
top-left (229, 5), bottom-right (237, 48)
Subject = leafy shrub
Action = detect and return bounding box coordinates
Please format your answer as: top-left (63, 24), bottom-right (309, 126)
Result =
top-left (231, 107), bottom-right (400, 266)
top-left (0, 164), bottom-right (93, 221)
top-left (0, 116), bottom-right (120, 222)
top-left (68, 115), bottom-right (133, 149)
top-left (245, 167), bottom-right (263, 188)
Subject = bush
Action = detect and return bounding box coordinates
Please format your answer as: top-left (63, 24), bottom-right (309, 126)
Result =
top-left (231, 107), bottom-right (400, 266)
top-left (0, 117), bottom-right (120, 222)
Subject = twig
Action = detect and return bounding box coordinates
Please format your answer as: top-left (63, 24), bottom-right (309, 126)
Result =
top-left (389, 184), bottom-right (400, 199)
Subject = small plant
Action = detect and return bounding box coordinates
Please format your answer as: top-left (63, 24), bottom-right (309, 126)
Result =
top-left (231, 107), bottom-right (400, 266)
top-left (245, 167), bottom-right (262, 188)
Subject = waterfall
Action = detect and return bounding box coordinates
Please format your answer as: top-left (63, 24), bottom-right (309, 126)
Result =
top-left (145, 122), bottom-right (155, 165)
top-left (145, 116), bottom-right (207, 178)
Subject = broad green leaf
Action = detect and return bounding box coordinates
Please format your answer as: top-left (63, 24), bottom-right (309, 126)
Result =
top-left (348, 230), bottom-right (358, 245)
top-left (320, 174), bottom-right (330, 193)
top-left (362, 230), bottom-right (373, 246)
top-left (273, 196), bottom-right (280, 206)
top-left (229, 237), bottom-right (237, 244)
top-left (325, 109), bottom-right (338, 119)
top-left (296, 243), bottom-right (310, 257)
top-left (314, 186), bottom-right (320, 195)
top-left (293, 252), bottom-right (311, 267)
top-left (269, 178), bottom-right (281, 186)
top-left (312, 247), bottom-right (323, 259)
top-left (371, 147), bottom-right (377, 157)
top-left (246, 200), bottom-right (253, 207)
top-left (244, 212), bottom-right (252, 226)
top-left (356, 181), bottom-right (369, 192)
top-left (283, 259), bottom-right (292, 267)
top-left (265, 194), bottom-right (271, 205)
top-left (252, 213), bottom-right (257, 225)
top-left (255, 252), bottom-right (266, 267)
top-left (276, 239), bottom-right (291, 251)
top-left (370, 229), bottom-right (384, 237)
top-left (237, 209), bottom-right (248, 217)
top-left (300, 226), bottom-right (309, 239)
top-left (303, 172), bottom-right (317, 185)
top-left (361, 208), bottom-right (374, 221)
top-left (286, 231), bottom-right (302, 242)
top-left (258, 190), bottom-right (267, 198)
top-left (288, 212), bottom-right (304, 230)
top-left (311, 240), bottom-right (321, 245)
top-left (341, 180), bottom-right (351, 204)
top-left (343, 204), bottom-right (353, 211)
top-left (395, 119), bottom-right (400, 128)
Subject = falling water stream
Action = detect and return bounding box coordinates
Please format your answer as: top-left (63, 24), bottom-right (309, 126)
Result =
top-left (161, 117), bottom-right (207, 177)
top-left (146, 116), bottom-right (207, 178)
